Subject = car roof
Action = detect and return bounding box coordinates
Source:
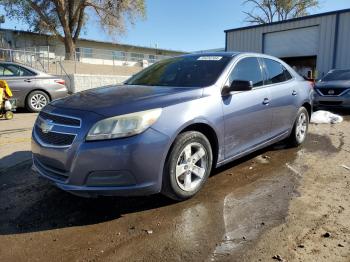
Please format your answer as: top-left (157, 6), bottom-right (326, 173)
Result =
top-left (181, 52), bottom-right (285, 61)
top-left (183, 52), bottom-right (241, 58)
top-left (329, 69), bottom-right (350, 72)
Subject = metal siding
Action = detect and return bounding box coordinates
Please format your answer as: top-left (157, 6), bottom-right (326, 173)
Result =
top-left (264, 26), bottom-right (319, 57)
top-left (316, 15), bottom-right (336, 77)
top-left (226, 12), bottom-right (349, 76)
top-left (336, 13), bottom-right (350, 69)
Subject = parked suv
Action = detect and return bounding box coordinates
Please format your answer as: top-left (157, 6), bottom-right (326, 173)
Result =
top-left (314, 69), bottom-right (350, 108)
top-left (32, 53), bottom-right (313, 200)
top-left (0, 62), bottom-right (68, 112)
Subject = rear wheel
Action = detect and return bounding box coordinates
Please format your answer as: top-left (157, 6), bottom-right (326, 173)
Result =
top-left (26, 91), bottom-right (50, 112)
top-left (288, 107), bottom-right (309, 147)
top-left (162, 131), bottom-right (213, 201)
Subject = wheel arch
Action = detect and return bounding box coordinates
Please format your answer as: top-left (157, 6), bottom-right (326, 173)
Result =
top-left (164, 121), bottom-right (220, 171)
top-left (301, 101), bottom-right (312, 120)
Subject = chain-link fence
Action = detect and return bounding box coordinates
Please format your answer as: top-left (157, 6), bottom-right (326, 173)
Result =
top-left (74, 47), bottom-right (173, 66)
top-left (0, 46), bottom-right (175, 76)
top-left (0, 48), bottom-right (50, 72)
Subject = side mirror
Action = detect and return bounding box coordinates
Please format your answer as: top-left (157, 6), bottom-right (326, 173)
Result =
top-left (222, 80), bottom-right (253, 96)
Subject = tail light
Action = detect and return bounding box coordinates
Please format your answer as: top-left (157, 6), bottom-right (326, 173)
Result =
top-left (54, 79), bottom-right (66, 86)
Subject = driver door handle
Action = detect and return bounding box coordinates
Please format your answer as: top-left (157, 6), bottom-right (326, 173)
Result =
top-left (263, 98), bottom-right (270, 105)
top-left (292, 90), bottom-right (297, 96)
top-left (24, 79), bottom-right (32, 83)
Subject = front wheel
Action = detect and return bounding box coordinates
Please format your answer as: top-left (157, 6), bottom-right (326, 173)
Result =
top-left (162, 131), bottom-right (213, 201)
top-left (288, 107), bottom-right (309, 147)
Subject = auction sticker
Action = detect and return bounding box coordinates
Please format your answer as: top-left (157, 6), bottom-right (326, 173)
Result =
top-left (197, 56), bottom-right (223, 61)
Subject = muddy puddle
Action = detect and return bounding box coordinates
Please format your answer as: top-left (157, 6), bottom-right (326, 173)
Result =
top-left (0, 137), bottom-right (314, 261)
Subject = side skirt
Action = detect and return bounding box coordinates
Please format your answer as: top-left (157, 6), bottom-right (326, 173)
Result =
top-left (216, 131), bottom-right (290, 168)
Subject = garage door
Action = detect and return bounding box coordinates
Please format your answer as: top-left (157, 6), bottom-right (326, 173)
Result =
top-left (264, 26), bottom-right (319, 57)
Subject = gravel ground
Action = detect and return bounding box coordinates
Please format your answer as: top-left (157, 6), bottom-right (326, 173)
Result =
top-left (0, 111), bottom-right (349, 262)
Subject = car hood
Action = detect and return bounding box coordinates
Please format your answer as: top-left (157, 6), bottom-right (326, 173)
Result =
top-left (316, 80), bottom-right (350, 88)
top-left (50, 85), bottom-right (204, 117)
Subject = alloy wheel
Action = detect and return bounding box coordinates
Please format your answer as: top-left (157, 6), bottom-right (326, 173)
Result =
top-left (175, 142), bottom-right (208, 192)
top-left (30, 93), bottom-right (48, 110)
top-left (296, 112), bottom-right (307, 142)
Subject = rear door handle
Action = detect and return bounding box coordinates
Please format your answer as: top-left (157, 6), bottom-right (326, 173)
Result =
top-left (24, 79), bottom-right (32, 83)
top-left (292, 90), bottom-right (297, 96)
top-left (263, 98), bottom-right (270, 105)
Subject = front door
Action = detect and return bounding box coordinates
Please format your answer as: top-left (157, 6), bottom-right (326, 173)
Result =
top-left (222, 57), bottom-right (272, 159)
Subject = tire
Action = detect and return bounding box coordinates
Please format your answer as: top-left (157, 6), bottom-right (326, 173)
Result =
top-left (5, 111), bottom-right (13, 120)
top-left (26, 91), bottom-right (50, 113)
top-left (288, 107), bottom-right (309, 147)
top-left (162, 131), bottom-right (213, 201)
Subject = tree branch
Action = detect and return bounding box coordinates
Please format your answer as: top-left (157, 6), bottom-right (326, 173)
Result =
top-left (73, 7), bottom-right (85, 41)
top-left (26, 0), bottom-right (63, 41)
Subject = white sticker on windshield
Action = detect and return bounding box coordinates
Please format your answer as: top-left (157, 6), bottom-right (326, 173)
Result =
top-left (197, 56), bottom-right (223, 61)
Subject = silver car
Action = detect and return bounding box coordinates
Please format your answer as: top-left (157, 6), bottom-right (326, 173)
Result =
top-left (314, 69), bottom-right (350, 108)
top-left (0, 62), bottom-right (68, 112)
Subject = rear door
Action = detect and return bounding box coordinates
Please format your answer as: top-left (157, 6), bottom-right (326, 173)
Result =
top-left (222, 56), bottom-right (272, 159)
top-left (0, 63), bottom-right (37, 106)
top-left (261, 58), bottom-right (298, 136)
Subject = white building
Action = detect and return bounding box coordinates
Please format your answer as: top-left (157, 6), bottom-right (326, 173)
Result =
top-left (0, 28), bottom-right (185, 67)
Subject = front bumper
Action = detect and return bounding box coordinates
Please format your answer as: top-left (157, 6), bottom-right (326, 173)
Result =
top-left (32, 127), bottom-right (171, 197)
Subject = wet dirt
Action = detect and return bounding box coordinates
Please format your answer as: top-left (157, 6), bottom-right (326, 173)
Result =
top-left (0, 114), bottom-right (349, 261)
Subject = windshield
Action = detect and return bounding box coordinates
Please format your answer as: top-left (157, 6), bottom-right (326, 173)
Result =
top-left (322, 70), bottom-right (350, 81)
top-left (125, 55), bottom-right (232, 87)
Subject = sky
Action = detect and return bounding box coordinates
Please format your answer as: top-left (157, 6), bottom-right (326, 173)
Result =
top-left (0, 0), bottom-right (349, 52)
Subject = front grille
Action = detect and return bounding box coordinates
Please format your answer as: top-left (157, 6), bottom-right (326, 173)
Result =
top-left (319, 101), bottom-right (343, 106)
top-left (39, 111), bottom-right (81, 127)
top-left (317, 88), bottom-right (348, 96)
top-left (35, 125), bottom-right (75, 146)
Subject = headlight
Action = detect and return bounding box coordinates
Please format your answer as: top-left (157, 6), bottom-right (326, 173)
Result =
top-left (86, 108), bottom-right (162, 141)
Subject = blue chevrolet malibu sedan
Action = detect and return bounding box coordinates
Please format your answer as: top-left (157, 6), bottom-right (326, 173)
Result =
top-left (32, 52), bottom-right (313, 200)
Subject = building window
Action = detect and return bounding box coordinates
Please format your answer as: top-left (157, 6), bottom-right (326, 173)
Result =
top-left (112, 51), bottom-right (126, 60)
top-left (82, 48), bottom-right (93, 58)
top-left (130, 53), bottom-right (144, 61)
top-left (148, 55), bottom-right (156, 62)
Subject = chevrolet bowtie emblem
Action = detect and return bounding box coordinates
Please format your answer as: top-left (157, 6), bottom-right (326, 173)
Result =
top-left (40, 119), bottom-right (54, 133)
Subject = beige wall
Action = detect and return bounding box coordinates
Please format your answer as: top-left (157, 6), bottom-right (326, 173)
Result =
top-left (49, 61), bottom-right (142, 76)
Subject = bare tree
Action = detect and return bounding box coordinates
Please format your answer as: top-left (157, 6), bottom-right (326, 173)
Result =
top-left (0, 0), bottom-right (146, 59)
top-left (243, 0), bottom-right (319, 24)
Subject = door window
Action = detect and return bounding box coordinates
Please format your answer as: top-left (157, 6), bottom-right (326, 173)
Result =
top-left (264, 58), bottom-right (292, 84)
top-left (0, 64), bottom-right (35, 77)
top-left (0, 65), bottom-right (15, 76)
top-left (229, 57), bottom-right (264, 87)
